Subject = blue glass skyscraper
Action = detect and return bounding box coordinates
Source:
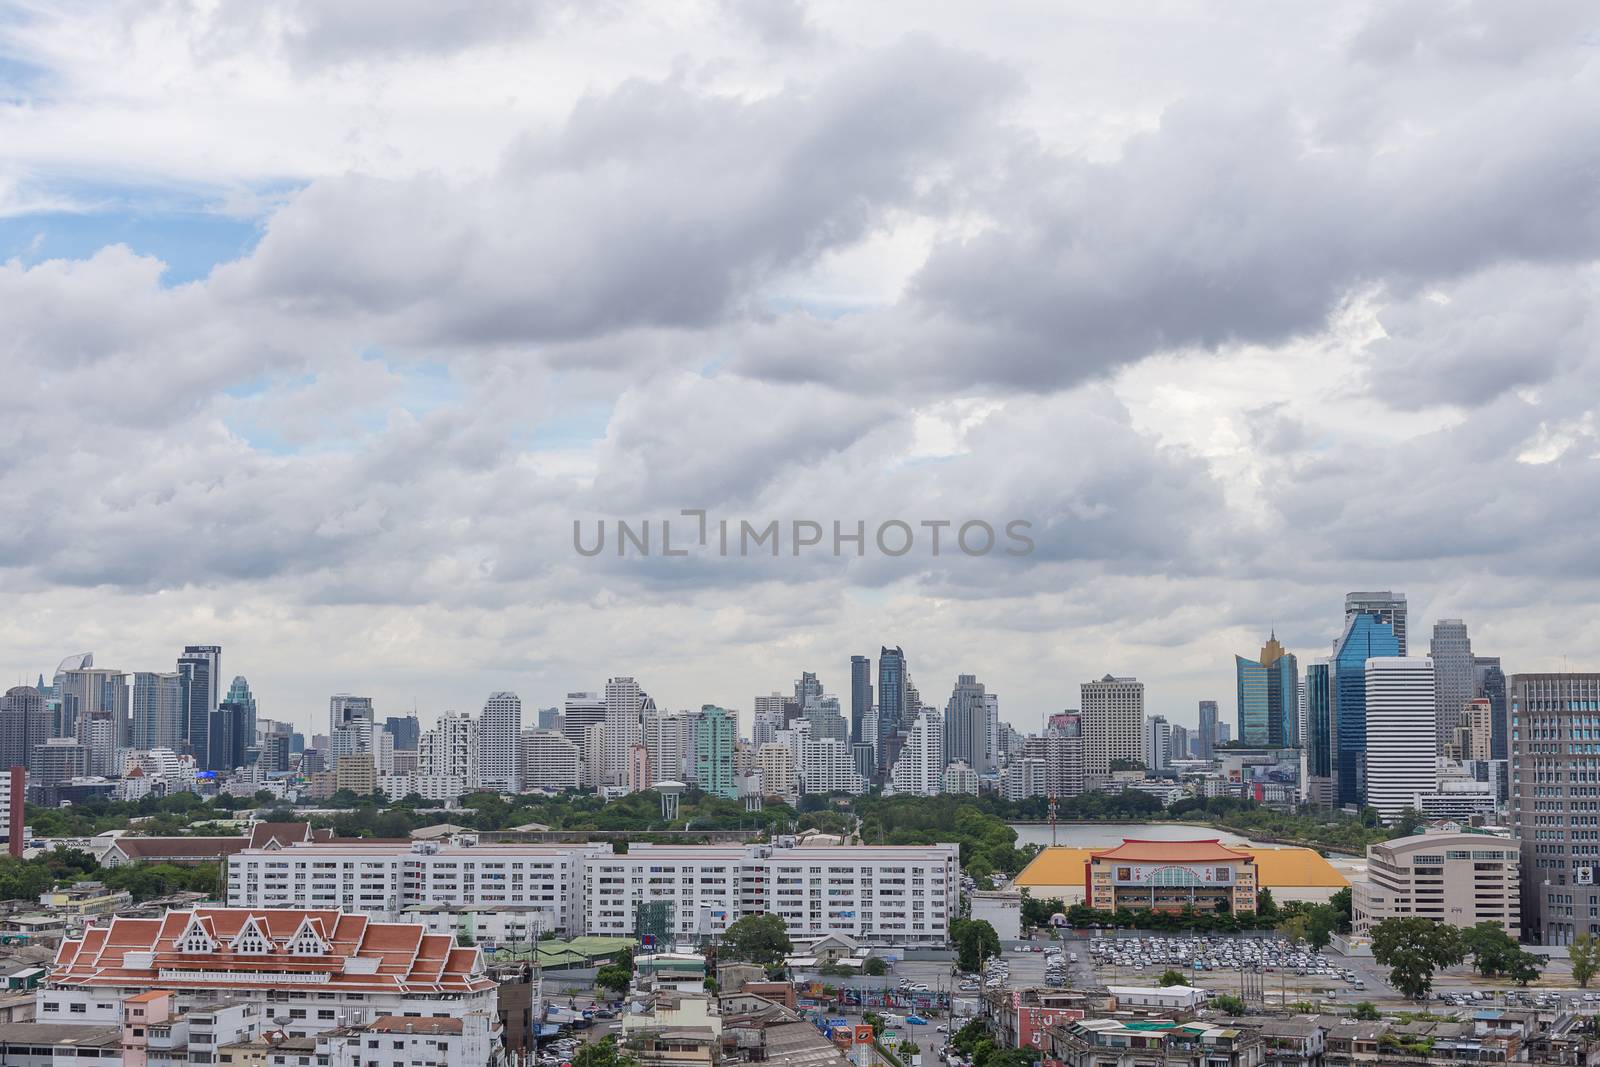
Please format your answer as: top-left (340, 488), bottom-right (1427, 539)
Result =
top-left (1332, 613), bottom-right (1400, 807)
top-left (877, 646), bottom-right (905, 772)
top-left (1305, 661), bottom-right (1332, 779)
top-left (1235, 633), bottom-right (1297, 747)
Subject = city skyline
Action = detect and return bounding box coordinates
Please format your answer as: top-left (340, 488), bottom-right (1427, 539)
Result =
top-left (0, 591), bottom-right (1570, 741)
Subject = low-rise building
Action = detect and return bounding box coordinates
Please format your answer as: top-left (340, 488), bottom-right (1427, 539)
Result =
top-left (36, 882), bottom-right (131, 919)
top-left (1351, 830), bottom-right (1520, 937)
top-left (315, 1012), bottom-right (503, 1067)
top-left (1048, 1018), bottom-right (1263, 1067)
top-left (40, 907), bottom-right (500, 1040)
top-left (969, 889), bottom-right (1022, 941)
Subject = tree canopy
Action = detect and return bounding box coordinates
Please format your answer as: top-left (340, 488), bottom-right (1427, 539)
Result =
top-left (718, 914), bottom-right (793, 966)
top-left (1371, 918), bottom-right (1465, 999)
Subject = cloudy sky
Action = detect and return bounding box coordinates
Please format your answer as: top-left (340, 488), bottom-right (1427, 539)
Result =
top-left (2, 1), bottom-right (1597, 740)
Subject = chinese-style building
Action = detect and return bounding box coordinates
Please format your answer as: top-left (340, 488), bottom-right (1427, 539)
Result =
top-left (1084, 839), bottom-right (1258, 914)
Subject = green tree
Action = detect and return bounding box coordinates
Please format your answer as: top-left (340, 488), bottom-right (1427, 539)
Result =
top-left (1277, 913), bottom-right (1310, 944)
top-left (573, 1037), bottom-right (637, 1067)
top-left (719, 914), bottom-right (794, 966)
top-left (1573, 932), bottom-right (1600, 989)
top-left (863, 957), bottom-right (888, 976)
top-left (1255, 888), bottom-right (1278, 920)
top-left (1306, 906), bottom-right (1337, 952)
top-left (951, 918), bottom-right (1001, 973)
top-left (1351, 1001), bottom-right (1381, 1021)
top-left (596, 964), bottom-right (632, 996)
top-left (1462, 921), bottom-right (1520, 978)
top-left (456, 930), bottom-right (475, 947)
top-left (1328, 887), bottom-right (1353, 933)
top-left (1019, 890), bottom-right (1065, 929)
top-left (1371, 917), bottom-right (1465, 999)
top-left (1210, 994), bottom-right (1247, 1015)
top-left (1507, 948), bottom-right (1542, 986)
top-left (1158, 969), bottom-right (1188, 987)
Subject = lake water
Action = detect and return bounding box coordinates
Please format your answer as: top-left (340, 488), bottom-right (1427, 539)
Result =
top-left (1009, 821), bottom-right (1260, 849)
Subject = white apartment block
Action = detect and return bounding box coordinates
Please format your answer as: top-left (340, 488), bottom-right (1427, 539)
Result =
top-left (226, 837), bottom-right (604, 933)
top-left (1080, 675), bottom-right (1144, 784)
top-left (890, 708), bottom-right (945, 796)
top-left (942, 760), bottom-right (979, 795)
top-left (480, 691), bottom-right (522, 793)
top-left (520, 729), bottom-right (580, 791)
top-left (584, 841), bottom-right (959, 945)
top-left (1002, 756), bottom-right (1048, 801)
top-left (644, 710), bottom-right (690, 785)
top-left (376, 774), bottom-right (469, 803)
top-left (419, 711), bottom-right (480, 791)
top-left (1365, 657), bottom-right (1438, 821)
top-left (796, 737), bottom-right (866, 794)
top-left (603, 676), bottom-right (645, 787)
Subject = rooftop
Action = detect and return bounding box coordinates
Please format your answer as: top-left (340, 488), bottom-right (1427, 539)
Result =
top-left (1090, 839), bottom-right (1254, 864)
top-left (1016, 844), bottom-right (1349, 890)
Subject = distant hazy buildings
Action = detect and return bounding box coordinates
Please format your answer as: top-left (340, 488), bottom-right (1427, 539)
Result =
top-left (131, 671), bottom-right (183, 751)
top-left (850, 655), bottom-right (871, 744)
top-left (1474, 656), bottom-right (1508, 761)
top-left (1196, 700), bottom-right (1218, 759)
top-left (1332, 611), bottom-right (1401, 808)
top-left (1345, 591), bottom-right (1408, 655)
top-left (1144, 715), bottom-right (1170, 771)
top-left (1430, 619), bottom-right (1475, 754)
top-left (1364, 657), bottom-right (1437, 821)
top-left (1234, 633), bottom-right (1298, 748)
top-left (944, 674), bottom-right (992, 774)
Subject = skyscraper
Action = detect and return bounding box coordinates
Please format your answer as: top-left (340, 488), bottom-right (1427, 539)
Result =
top-left (1080, 675), bottom-right (1144, 786)
top-left (479, 691), bottom-right (522, 794)
top-left (0, 686), bottom-right (50, 772)
top-left (1304, 660), bottom-right (1334, 806)
top-left (1430, 619), bottom-right (1475, 753)
top-left (419, 711), bottom-right (480, 791)
top-left (1363, 657), bottom-right (1436, 821)
top-left (1332, 612), bottom-right (1400, 807)
top-left (603, 677), bottom-right (645, 787)
top-left (384, 715), bottom-right (421, 751)
top-left (1196, 700), bottom-right (1218, 759)
top-left (1144, 715), bottom-right (1170, 771)
top-left (224, 676), bottom-right (258, 753)
top-left (1234, 633), bottom-right (1298, 747)
top-left (693, 705), bottom-right (737, 798)
top-left (850, 655), bottom-right (871, 744)
top-left (58, 664), bottom-right (129, 747)
top-left (1510, 672), bottom-right (1600, 944)
top-left (1474, 656), bottom-right (1508, 761)
top-left (209, 700), bottom-right (249, 772)
top-left (1345, 591), bottom-right (1408, 655)
top-left (890, 708), bottom-right (945, 796)
top-left (944, 674), bottom-right (991, 773)
top-left (131, 672), bottom-right (183, 751)
top-left (329, 694), bottom-right (375, 760)
top-left (1169, 723), bottom-right (1190, 762)
top-left (876, 647), bottom-right (906, 772)
top-left (561, 693), bottom-right (605, 749)
top-left (178, 645), bottom-right (221, 767)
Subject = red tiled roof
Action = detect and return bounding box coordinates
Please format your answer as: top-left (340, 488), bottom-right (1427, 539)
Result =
top-left (1088, 839), bottom-right (1255, 864)
top-left (111, 837), bottom-right (248, 862)
top-left (367, 1016), bottom-right (464, 1034)
top-left (48, 907), bottom-right (495, 996)
top-left (247, 823), bottom-right (334, 849)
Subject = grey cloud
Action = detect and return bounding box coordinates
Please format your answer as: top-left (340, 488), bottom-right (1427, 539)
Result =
top-left (218, 37), bottom-right (1018, 347)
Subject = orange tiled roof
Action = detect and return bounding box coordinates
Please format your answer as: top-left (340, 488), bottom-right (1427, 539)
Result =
top-left (47, 907), bottom-right (494, 996)
top-left (1088, 839), bottom-right (1254, 864)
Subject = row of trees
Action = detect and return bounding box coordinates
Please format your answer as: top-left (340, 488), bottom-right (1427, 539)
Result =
top-left (1369, 918), bottom-right (1543, 998)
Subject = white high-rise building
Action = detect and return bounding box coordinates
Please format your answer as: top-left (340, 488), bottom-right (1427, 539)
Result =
top-left (891, 708), bottom-right (945, 796)
top-left (644, 709), bottom-right (689, 785)
top-left (1081, 675), bottom-right (1145, 786)
top-left (419, 711), bottom-right (480, 792)
top-left (520, 729), bottom-right (580, 791)
top-left (1365, 657), bottom-right (1437, 821)
top-left (131, 671), bottom-right (184, 752)
top-left (1144, 715), bottom-right (1171, 771)
top-left (603, 677), bottom-right (644, 787)
top-left (985, 693), bottom-right (1000, 774)
top-left (562, 692), bottom-right (605, 748)
top-left (1002, 757), bottom-right (1048, 801)
top-left (797, 737), bottom-right (866, 794)
top-left (942, 760), bottom-right (979, 795)
top-left (480, 691), bottom-right (522, 794)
